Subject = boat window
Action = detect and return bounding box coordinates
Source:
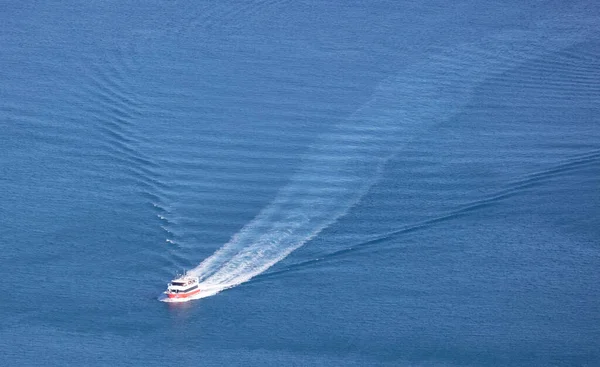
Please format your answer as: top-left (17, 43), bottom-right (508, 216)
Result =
top-left (182, 285), bottom-right (198, 293)
top-left (171, 282), bottom-right (186, 286)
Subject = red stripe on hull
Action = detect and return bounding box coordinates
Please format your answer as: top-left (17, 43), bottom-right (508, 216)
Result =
top-left (167, 288), bottom-right (202, 299)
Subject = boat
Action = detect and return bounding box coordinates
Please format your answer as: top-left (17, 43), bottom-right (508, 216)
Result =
top-left (164, 274), bottom-right (201, 299)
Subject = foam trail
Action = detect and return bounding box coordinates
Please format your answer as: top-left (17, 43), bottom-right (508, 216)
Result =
top-left (191, 118), bottom-right (396, 282)
top-left (182, 18), bottom-right (595, 298)
top-left (189, 98), bottom-right (399, 289)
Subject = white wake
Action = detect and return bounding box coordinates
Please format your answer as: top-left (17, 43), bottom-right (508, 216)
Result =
top-left (168, 17), bottom-right (594, 300)
top-left (188, 102), bottom-right (399, 295)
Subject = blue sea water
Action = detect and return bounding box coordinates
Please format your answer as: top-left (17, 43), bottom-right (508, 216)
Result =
top-left (1, 0), bottom-right (599, 365)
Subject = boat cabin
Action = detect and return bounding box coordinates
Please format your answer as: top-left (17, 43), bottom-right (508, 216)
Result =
top-left (166, 276), bottom-right (200, 297)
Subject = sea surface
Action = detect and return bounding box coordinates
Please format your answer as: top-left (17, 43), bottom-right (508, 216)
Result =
top-left (1, 1), bottom-right (599, 365)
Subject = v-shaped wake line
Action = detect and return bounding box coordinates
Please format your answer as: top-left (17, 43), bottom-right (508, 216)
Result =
top-left (183, 19), bottom-right (595, 298)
